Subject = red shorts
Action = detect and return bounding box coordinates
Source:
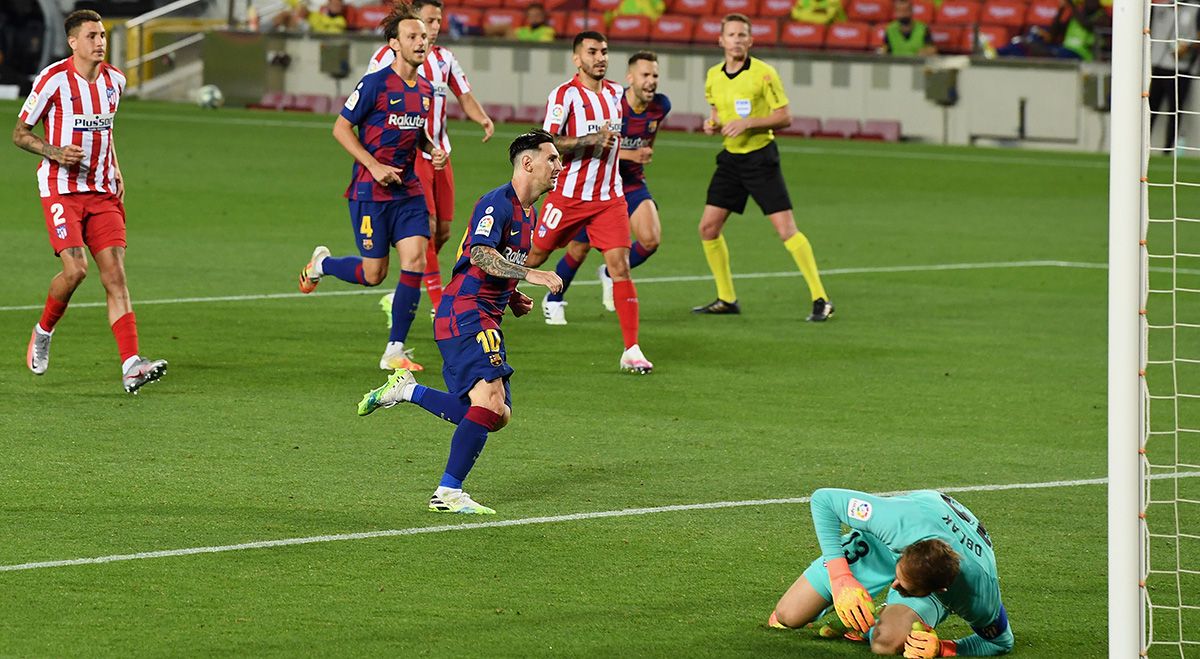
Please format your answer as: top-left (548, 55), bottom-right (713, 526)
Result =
top-left (414, 156), bottom-right (455, 222)
top-left (41, 192), bottom-right (126, 256)
top-left (534, 193), bottom-right (630, 252)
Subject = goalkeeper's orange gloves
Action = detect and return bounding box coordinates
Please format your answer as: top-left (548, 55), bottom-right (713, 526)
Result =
top-left (826, 557), bottom-right (876, 633)
top-left (904, 622), bottom-right (958, 658)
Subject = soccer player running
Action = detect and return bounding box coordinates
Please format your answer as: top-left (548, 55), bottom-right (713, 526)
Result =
top-left (298, 5), bottom-right (447, 372)
top-left (531, 31), bottom-right (653, 374)
top-left (769, 488), bottom-right (1014, 657)
top-left (366, 0), bottom-right (495, 317)
top-left (541, 50), bottom-right (670, 322)
top-left (357, 130), bottom-right (564, 515)
top-left (13, 10), bottom-right (167, 394)
top-left (695, 13), bottom-right (834, 322)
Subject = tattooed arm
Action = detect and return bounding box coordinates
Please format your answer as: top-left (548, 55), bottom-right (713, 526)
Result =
top-left (13, 120), bottom-right (83, 165)
top-left (470, 245), bottom-right (563, 292)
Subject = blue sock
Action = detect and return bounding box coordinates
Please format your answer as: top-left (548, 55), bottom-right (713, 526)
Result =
top-left (389, 270), bottom-right (423, 343)
top-left (411, 384), bottom-right (469, 424)
top-left (439, 406), bottom-right (499, 489)
top-left (603, 242), bottom-right (657, 278)
top-left (547, 252), bottom-right (583, 303)
top-left (321, 256), bottom-right (369, 285)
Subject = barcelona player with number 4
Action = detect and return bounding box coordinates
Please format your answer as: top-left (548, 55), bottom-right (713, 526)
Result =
top-left (769, 488), bottom-right (1014, 657)
top-left (297, 5), bottom-right (446, 372)
top-left (357, 130), bottom-right (564, 515)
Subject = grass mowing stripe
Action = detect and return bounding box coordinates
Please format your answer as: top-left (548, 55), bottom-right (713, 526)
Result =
top-left (3, 471), bottom-right (1193, 573)
top-left (1, 260), bottom-right (1169, 313)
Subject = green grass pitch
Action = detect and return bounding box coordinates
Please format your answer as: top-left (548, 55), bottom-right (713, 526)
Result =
top-left (0, 98), bottom-right (1145, 656)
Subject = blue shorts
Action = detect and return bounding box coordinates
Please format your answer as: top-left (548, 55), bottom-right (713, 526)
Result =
top-left (801, 530), bottom-right (948, 628)
top-left (436, 329), bottom-right (513, 407)
top-left (568, 186), bottom-right (654, 244)
top-left (348, 196), bottom-right (430, 258)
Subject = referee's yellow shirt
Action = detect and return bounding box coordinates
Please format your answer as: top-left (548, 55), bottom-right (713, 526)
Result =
top-left (704, 57), bottom-right (789, 154)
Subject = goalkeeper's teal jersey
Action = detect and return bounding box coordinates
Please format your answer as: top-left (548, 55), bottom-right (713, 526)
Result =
top-left (810, 488), bottom-right (1004, 633)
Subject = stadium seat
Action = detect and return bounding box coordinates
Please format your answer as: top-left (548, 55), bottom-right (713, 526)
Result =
top-left (976, 23), bottom-right (1016, 50)
top-left (847, 0), bottom-right (891, 23)
top-left (286, 94), bottom-right (332, 113)
top-left (512, 104), bottom-right (545, 124)
top-left (349, 4), bottom-right (390, 31)
top-left (589, 0), bottom-right (623, 12)
top-left (980, 0), bottom-right (1025, 27)
top-left (824, 21), bottom-right (871, 49)
top-left (463, 0), bottom-right (504, 8)
top-left (506, 0), bottom-right (567, 8)
top-left (928, 24), bottom-right (969, 52)
top-left (717, 0), bottom-right (759, 15)
top-left (780, 21), bottom-right (826, 48)
top-left (1025, 0), bottom-right (1061, 26)
top-left (868, 21), bottom-right (886, 49)
top-left (483, 103), bottom-right (516, 123)
top-left (444, 7), bottom-right (483, 31)
top-left (247, 91), bottom-right (291, 111)
top-left (652, 15), bottom-right (697, 42)
top-left (759, 0), bottom-right (796, 18)
top-left (935, 0), bottom-right (980, 25)
top-left (778, 116), bottom-right (820, 137)
top-left (549, 12), bottom-right (567, 34)
top-left (751, 19), bottom-right (780, 45)
top-left (482, 8), bottom-right (525, 32)
top-left (912, 0), bottom-right (933, 21)
top-left (694, 15), bottom-right (725, 42)
top-left (860, 119), bottom-right (901, 141)
top-left (816, 118), bottom-right (861, 138)
top-left (567, 11), bottom-right (606, 32)
top-left (609, 15), bottom-right (653, 40)
top-left (662, 112), bottom-right (705, 132)
top-left (446, 103), bottom-right (466, 120)
top-left (671, 0), bottom-right (717, 16)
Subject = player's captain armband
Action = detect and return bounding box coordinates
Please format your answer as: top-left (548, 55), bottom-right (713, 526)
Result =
top-left (475, 207), bottom-right (496, 236)
top-left (971, 605), bottom-right (1009, 640)
top-left (847, 498), bottom-right (873, 522)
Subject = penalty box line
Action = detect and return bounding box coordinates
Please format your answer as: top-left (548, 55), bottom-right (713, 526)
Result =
top-left (0, 259), bottom-right (1142, 313)
top-left (2, 471), bottom-right (1197, 573)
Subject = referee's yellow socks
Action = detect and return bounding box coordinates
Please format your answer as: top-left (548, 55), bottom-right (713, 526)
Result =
top-left (701, 235), bottom-right (737, 303)
top-left (784, 232), bottom-right (828, 302)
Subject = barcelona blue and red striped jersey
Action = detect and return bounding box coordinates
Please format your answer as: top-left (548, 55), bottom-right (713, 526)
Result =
top-left (339, 67), bottom-right (433, 202)
top-left (434, 183), bottom-right (534, 340)
top-left (619, 92), bottom-right (671, 191)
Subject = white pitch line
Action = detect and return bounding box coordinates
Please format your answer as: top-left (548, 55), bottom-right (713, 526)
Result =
top-left (0, 259), bottom-right (1150, 313)
top-left (2, 471), bottom-right (1197, 573)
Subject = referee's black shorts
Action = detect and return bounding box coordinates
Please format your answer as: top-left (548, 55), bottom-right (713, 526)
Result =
top-left (705, 141), bottom-right (792, 215)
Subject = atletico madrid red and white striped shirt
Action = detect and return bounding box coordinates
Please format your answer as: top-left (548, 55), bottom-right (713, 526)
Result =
top-left (366, 44), bottom-right (470, 158)
top-left (543, 75), bottom-right (624, 202)
top-left (18, 57), bottom-right (125, 198)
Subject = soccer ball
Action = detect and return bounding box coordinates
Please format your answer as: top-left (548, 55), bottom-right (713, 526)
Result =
top-left (197, 85), bottom-right (224, 109)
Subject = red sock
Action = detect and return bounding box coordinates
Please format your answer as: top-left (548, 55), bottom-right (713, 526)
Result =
top-left (111, 312), bottom-right (139, 363)
top-left (612, 279), bottom-right (640, 349)
top-left (39, 295), bottom-right (68, 332)
top-left (424, 241), bottom-right (443, 310)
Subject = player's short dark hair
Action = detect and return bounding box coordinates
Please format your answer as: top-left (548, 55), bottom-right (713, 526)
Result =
top-left (720, 12), bottom-right (752, 31)
top-left (65, 10), bottom-right (103, 37)
top-left (573, 31), bottom-right (607, 51)
top-left (628, 51), bottom-right (657, 68)
top-left (411, 0), bottom-right (444, 12)
top-left (382, 3), bottom-right (421, 40)
top-left (899, 539), bottom-right (961, 593)
top-left (509, 128), bottom-right (555, 164)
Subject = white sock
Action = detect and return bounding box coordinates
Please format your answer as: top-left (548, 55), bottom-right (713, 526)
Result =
top-left (434, 486), bottom-right (461, 498)
top-left (312, 255), bottom-right (326, 277)
top-left (400, 381), bottom-right (417, 402)
top-left (386, 341), bottom-right (404, 353)
top-left (35, 324), bottom-right (53, 336)
top-left (121, 355), bottom-right (140, 373)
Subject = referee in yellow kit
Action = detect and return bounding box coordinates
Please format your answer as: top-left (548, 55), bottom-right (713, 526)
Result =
top-left (693, 13), bottom-right (833, 321)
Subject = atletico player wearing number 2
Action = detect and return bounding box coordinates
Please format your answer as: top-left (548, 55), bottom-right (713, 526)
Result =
top-left (769, 488), bottom-right (1014, 657)
top-left (357, 130), bottom-right (563, 515)
top-left (14, 9), bottom-right (166, 394)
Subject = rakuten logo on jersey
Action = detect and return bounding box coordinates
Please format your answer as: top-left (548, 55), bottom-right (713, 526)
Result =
top-left (621, 136), bottom-right (646, 150)
top-left (387, 113), bottom-right (426, 130)
top-left (502, 247), bottom-right (528, 266)
top-left (72, 113), bottom-right (115, 132)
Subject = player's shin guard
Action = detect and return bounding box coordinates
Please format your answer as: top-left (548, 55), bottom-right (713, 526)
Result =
top-left (423, 241), bottom-right (443, 311)
top-left (39, 295), bottom-right (68, 333)
top-left (390, 271), bottom-right (423, 343)
top-left (547, 252), bottom-right (583, 303)
top-left (321, 256), bottom-right (370, 285)
top-left (439, 406), bottom-right (501, 489)
top-left (784, 232), bottom-right (828, 302)
top-left (411, 384), bottom-right (469, 424)
top-left (628, 242), bottom-right (657, 269)
top-left (111, 312), bottom-right (139, 364)
top-left (612, 279), bottom-right (640, 349)
top-left (701, 235), bottom-right (737, 302)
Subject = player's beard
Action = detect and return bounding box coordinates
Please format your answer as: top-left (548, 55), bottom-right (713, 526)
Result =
top-left (584, 64), bottom-right (606, 82)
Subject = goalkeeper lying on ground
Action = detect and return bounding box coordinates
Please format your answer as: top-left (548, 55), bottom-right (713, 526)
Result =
top-left (769, 488), bottom-right (1014, 656)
